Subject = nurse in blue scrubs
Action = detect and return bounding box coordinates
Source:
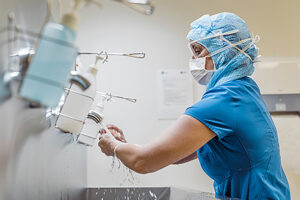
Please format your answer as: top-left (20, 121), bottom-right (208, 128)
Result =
top-left (98, 12), bottom-right (290, 200)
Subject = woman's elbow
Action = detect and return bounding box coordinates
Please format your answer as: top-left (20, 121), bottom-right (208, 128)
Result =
top-left (130, 154), bottom-right (159, 174)
top-left (127, 148), bottom-right (159, 174)
top-left (132, 159), bottom-right (153, 174)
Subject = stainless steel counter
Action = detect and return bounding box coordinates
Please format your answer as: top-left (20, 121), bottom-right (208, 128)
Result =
top-left (86, 187), bottom-right (219, 200)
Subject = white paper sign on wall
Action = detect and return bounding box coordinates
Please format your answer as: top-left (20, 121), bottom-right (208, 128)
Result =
top-left (156, 69), bottom-right (193, 120)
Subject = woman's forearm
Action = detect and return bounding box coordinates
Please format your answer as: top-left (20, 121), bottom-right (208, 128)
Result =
top-left (101, 115), bottom-right (216, 174)
top-left (115, 143), bottom-right (150, 174)
top-left (115, 142), bottom-right (175, 174)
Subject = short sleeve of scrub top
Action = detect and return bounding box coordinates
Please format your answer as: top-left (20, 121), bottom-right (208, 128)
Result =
top-left (184, 85), bottom-right (236, 140)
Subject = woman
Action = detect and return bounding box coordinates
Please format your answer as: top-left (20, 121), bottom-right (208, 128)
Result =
top-left (98, 12), bottom-right (290, 199)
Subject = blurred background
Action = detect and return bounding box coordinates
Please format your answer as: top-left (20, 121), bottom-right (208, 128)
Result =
top-left (0, 0), bottom-right (299, 199)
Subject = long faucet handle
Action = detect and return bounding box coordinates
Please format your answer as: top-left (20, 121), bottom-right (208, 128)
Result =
top-left (123, 52), bottom-right (145, 59)
top-left (97, 91), bottom-right (137, 103)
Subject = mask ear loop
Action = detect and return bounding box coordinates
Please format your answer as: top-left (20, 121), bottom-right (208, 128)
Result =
top-left (219, 34), bottom-right (254, 61)
top-left (204, 38), bottom-right (252, 71)
top-left (208, 38), bottom-right (252, 58)
top-left (242, 35), bottom-right (261, 63)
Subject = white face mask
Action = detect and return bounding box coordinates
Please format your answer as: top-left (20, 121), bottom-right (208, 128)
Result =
top-left (189, 57), bottom-right (215, 85)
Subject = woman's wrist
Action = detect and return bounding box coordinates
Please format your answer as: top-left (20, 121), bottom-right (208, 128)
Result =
top-left (112, 141), bottom-right (122, 158)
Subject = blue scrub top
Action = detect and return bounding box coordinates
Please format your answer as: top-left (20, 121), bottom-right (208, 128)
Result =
top-left (184, 77), bottom-right (290, 200)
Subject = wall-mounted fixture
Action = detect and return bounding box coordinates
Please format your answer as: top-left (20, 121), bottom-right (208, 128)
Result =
top-left (253, 58), bottom-right (300, 116)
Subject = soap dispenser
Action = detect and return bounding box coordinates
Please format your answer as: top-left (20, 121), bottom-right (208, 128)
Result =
top-left (56, 59), bottom-right (99, 134)
top-left (77, 95), bottom-right (106, 146)
top-left (19, 0), bottom-right (82, 107)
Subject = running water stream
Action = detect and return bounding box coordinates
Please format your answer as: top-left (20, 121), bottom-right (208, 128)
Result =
top-left (98, 155), bottom-right (158, 200)
top-left (98, 123), bottom-right (158, 199)
top-left (110, 153), bottom-right (136, 186)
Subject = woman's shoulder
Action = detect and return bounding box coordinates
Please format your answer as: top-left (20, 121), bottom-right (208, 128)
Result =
top-left (203, 77), bottom-right (260, 100)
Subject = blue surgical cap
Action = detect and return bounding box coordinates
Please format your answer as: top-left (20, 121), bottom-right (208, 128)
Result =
top-left (187, 12), bottom-right (258, 90)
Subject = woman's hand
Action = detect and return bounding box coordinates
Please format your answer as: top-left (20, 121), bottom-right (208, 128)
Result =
top-left (98, 134), bottom-right (118, 157)
top-left (98, 124), bottom-right (126, 156)
top-left (100, 124), bottom-right (127, 143)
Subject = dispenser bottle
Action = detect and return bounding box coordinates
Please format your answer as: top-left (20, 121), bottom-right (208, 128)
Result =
top-left (56, 62), bottom-right (98, 134)
top-left (77, 95), bottom-right (106, 146)
top-left (19, 8), bottom-right (79, 107)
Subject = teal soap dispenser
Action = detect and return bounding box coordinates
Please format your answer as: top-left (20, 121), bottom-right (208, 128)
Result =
top-left (19, 7), bottom-right (80, 107)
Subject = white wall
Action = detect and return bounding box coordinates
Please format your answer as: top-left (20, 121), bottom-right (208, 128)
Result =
top-left (65, 0), bottom-right (300, 195)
